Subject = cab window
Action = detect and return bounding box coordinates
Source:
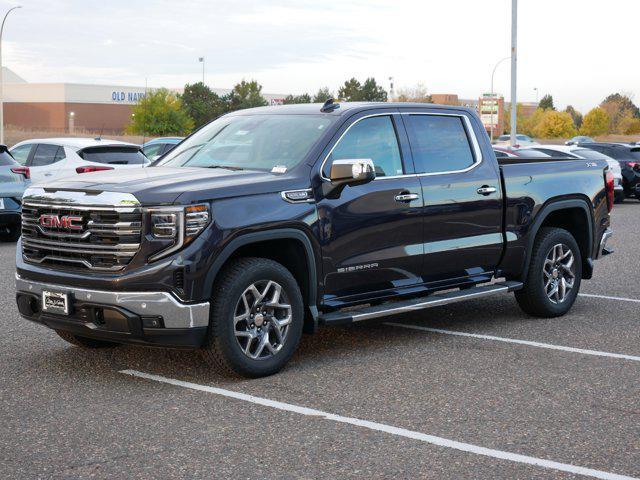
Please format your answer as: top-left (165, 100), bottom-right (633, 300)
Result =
top-left (325, 116), bottom-right (403, 177)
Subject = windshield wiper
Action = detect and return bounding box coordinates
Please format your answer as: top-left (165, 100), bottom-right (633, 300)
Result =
top-left (206, 165), bottom-right (245, 171)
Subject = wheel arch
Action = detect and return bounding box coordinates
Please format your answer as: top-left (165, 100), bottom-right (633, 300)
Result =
top-left (521, 198), bottom-right (594, 281)
top-left (204, 228), bottom-right (319, 326)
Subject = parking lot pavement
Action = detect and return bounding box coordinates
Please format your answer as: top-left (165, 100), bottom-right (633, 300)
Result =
top-left (1, 203), bottom-right (639, 479)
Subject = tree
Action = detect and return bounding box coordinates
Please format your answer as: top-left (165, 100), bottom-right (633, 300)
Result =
top-left (180, 82), bottom-right (227, 129)
top-left (600, 93), bottom-right (640, 133)
top-left (283, 93), bottom-right (312, 104)
top-left (228, 80), bottom-right (268, 111)
top-left (338, 77), bottom-right (387, 102)
top-left (313, 87), bottom-right (333, 103)
top-left (126, 88), bottom-right (194, 136)
top-left (538, 94), bottom-right (555, 110)
top-left (618, 113), bottom-right (640, 135)
top-left (564, 105), bottom-right (583, 129)
top-left (396, 83), bottom-right (432, 103)
top-left (532, 110), bottom-right (577, 138)
top-left (580, 107), bottom-right (610, 137)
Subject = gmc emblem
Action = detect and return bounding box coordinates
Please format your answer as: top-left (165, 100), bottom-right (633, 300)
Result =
top-left (39, 214), bottom-right (83, 230)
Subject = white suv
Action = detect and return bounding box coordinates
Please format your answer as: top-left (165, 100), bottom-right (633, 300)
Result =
top-left (9, 137), bottom-right (149, 183)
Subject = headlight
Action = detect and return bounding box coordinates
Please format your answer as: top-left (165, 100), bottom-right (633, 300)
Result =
top-left (148, 204), bottom-right (210, 261)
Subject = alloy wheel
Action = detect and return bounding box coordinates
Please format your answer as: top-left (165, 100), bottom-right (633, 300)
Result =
top-left (543, 243), bottom-right (576, 304)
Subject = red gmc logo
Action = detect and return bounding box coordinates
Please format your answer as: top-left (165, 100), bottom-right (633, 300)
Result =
top-left (39, 214), bottom-right (83, 230)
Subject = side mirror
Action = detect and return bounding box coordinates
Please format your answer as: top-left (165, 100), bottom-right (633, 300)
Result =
top-left (324, 158), bottom-right (376, 198)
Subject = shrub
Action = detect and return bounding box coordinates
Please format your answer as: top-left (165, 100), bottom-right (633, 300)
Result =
top-left (580, 108), bottom-right (610, 137)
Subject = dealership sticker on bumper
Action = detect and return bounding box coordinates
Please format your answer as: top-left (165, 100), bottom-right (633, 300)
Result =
top-left (42, 291), bottom-right (69, 315)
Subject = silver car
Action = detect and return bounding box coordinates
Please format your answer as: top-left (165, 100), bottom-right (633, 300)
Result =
top-left (0, 145), bottom-right (30, 241)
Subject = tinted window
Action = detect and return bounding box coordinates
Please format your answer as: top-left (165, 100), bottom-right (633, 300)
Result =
top-left (596, 146), bottom-right (633, 161)
top-left (405, 115), bottom-right (475, 174)
top-left (573, 149), bottom-right (609, 160)
top-left (142, 143), bottom-right (163, 158)
top-left (79, 147), bottom-right (147, 165)
top-left (0, 150), bottom-right (18, 166)
top-left (326, 116), bottom-right (403, 177)
top-left (629, 148), bottom-right (640, 160)
top-left (528, 148), bottom-right (574, 158)
top-left (31, 144), bottom-right (62, 166)
top-left (10, 144), bottom-right (32, 165)
top-left (493, 150), bottom-right (510, 158)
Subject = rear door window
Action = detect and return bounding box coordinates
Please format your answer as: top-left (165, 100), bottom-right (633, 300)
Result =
top-left (30, 144), bottom-right (63, 166)
top-left (405, 115), bottom-right (476, 174)
top-left (9, 144), bottom-right (33, 165)
top-left (79, 147), bottom-right (147, 165)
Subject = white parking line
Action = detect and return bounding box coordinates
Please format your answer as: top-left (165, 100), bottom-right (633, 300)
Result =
top-left (385, 323), bottom-right (640, 363)
top-left (579, 293), bottom-right (640, 304)
top-left (120, 369), bottom-right (637, 480)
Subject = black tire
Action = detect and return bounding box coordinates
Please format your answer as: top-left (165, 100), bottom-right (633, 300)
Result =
top-left (614, 193), bottom-right (624, 204)
top-left (202, 257), bottom-right (304, 378)
top-left (55, 330), bottom-right (119, 348)
top-left (515, 227), bottom-right (582, 317)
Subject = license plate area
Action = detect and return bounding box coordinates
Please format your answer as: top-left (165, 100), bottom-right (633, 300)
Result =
top-left (42, 290), bottom-right (70, 315)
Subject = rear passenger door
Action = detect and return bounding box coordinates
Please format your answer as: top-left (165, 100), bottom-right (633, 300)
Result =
top-left (401, 111), bottom-right (503, 284)
top-left (27, 144), bottom-right (66, 182)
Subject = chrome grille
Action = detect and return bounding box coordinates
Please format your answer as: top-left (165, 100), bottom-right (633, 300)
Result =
top-left (21, 202), bottom-right (142, 271)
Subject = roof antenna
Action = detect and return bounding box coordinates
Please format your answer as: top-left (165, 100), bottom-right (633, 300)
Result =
top-left (321, 98), bottom-right (340, 113)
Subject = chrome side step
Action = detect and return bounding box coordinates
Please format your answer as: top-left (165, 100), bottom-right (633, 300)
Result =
top-left (319, 281), bottom-right (524, 325)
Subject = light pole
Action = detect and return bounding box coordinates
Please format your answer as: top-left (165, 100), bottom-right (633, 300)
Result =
top-left (534, 87), bottom-right (538, 103)
top-left (198, 57), bottom-right (205, 84)
top-left (510, 0), bottom-right (518, 147)
top-left (68, 111), bottom-right (75, 134)
top-left (0, 5), bottom-right (22, 145)
top-left (388, 76), bottom-right (394, 102)
top-left (490, 56), bottom-right (510, 142)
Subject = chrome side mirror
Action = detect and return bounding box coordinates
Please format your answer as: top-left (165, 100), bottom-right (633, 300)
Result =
top-left (329, 158), bottom-right (376, 185)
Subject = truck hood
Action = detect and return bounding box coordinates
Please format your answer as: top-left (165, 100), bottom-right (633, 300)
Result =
top-left (32, 166), bottom-right (302, 205)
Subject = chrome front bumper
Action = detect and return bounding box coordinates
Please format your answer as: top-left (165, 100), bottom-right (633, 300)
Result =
top-left (15, 274), bottom-right (209, 329)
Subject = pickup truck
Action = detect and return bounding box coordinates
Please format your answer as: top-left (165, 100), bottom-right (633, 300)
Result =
top-left (15, 101), bottom-right (614, 377)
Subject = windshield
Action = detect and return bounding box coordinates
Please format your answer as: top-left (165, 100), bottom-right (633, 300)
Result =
top-left (629, 148), bottom-right (640, 160)
top-left (158, 114), bottom-right (333, 171)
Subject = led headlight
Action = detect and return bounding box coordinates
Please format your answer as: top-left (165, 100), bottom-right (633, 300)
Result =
top-left (148, 204), bottom-right (210, 261)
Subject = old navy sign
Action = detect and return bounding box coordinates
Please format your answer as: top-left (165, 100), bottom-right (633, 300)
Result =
top-left (111, 91), bottom-right (146, 103)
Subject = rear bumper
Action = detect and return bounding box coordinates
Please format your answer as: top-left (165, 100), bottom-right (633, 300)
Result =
top-left (15, 275), bottom-right (209, 348)
top-left (596, 228), bottom-right (613, 259)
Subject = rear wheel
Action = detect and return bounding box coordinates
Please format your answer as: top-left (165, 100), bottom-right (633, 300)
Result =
top-left (515, 227), bottom-right (582, 317)
top-left (55, 330), bottom-right (119, 348)
top-left (202, 257), bottom-right (304, 378)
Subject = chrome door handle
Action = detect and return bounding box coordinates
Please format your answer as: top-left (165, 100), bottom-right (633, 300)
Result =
top-left (476, 186), bottom-right (497, 195)
top-left (394, 193), bottom-right (419, 202)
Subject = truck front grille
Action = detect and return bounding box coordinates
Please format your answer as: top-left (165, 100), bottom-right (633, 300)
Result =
top-left (21, 202), bottom-right (142, 271)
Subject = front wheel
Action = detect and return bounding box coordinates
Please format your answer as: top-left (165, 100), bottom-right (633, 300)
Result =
top-left (202, 257), bottom-right (304, 378)
top-left (515, 227), bottom-right (582, 317)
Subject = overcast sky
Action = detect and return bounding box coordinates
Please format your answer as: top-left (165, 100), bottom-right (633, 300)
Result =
top-left (2, 0), bottom-right (639, 112)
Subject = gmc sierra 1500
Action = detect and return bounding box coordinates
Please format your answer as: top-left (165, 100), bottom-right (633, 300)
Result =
top-left (16, 101), bottom-right (614, 377)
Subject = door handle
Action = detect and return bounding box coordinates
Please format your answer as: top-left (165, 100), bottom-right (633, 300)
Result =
top-left (476, 186), bottom-right (497, 196)
top-left (394, 193), bottom-right (419, 202)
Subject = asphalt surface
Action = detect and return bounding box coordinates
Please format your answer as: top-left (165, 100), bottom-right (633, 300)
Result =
top-left (1, 202), bottom-right (639, 479)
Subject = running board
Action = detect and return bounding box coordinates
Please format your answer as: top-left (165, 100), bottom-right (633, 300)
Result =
top-left (319, 281), bottom-right (524, 325)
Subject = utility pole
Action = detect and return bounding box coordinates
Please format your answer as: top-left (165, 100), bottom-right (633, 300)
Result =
top-left (199, 57), bottom-right (205, 85)
top-left (388, 77), bottom-right (394, 102)
top-left (490, 56), bottom-right (510, 142)
top-left (510, 0), bottom-right (518, 147)
top-left (0, 5), bottom-right (22, 145)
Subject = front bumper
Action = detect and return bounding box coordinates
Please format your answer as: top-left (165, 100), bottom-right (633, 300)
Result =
top-left (15, 275), bottom-right (209, 348)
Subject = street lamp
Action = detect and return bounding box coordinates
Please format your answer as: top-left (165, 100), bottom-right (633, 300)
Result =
top-left (198, 57), bottom-right (205, 84)
top-left (388, 76), bottom-right (394, 102)
top-left (510, 0), bottom-right (518, 147)
top-left (533, 87), bottom-right (538, 103)
top-left (0, 5), bottom-right (22, 145)
top-left (68, 111), bottom-right (75, 134)
top-left (489, 56), bottom-right (510, 142)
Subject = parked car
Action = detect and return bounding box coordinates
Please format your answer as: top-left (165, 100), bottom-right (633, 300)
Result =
top-left (493, 134), bottom-right (538, 148)
top-left (142, 137), bottom-right (183, 161)
top-left (576, 142), bottom-right (640, 200)
top-left (493, 146), bottom-right (551, 158)
top-left (0, 145), bottom-right (30, 241)
top-left (16, 102), bottom-right (613, 377)
top-left (519, 145), bottom-right (624, 202)
top-left (9, 138), bottom-right (150, 183)
top-left (565, 135), bottom-right (594, 146)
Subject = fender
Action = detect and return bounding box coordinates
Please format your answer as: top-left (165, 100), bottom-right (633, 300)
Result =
top-left (203, 228), bottom-right (319, 320)
top-left (520, 198), bottom-right (594, 281)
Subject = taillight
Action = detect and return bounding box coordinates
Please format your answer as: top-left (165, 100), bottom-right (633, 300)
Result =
top-left (75, 166), bottom-right (114, 174)
top-left (605, 170), bottom-right (614, 212)
top-left (11, 166), bottom-right (30, 179)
